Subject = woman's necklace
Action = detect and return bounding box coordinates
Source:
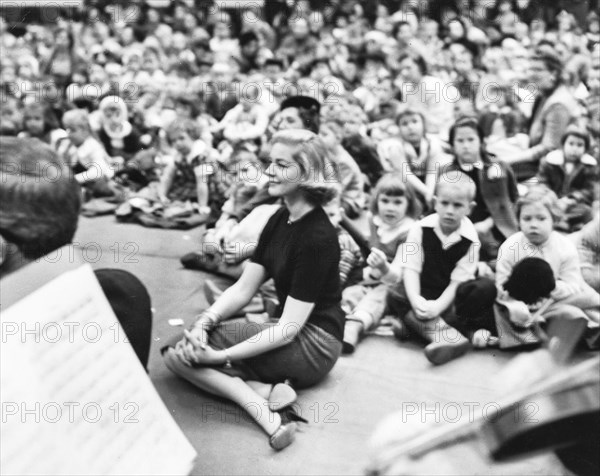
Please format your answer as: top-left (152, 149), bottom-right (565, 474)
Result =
top-left (286, 206), bottom-right (313, 225)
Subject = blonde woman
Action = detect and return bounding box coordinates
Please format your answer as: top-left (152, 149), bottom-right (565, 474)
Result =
top-left (163, 130), bottom-right (343, 450)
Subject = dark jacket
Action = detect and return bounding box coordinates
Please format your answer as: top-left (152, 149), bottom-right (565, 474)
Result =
top-left (537, 151), bottom-right (599, 205)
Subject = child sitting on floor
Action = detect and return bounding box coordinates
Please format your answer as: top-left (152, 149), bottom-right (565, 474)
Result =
top-left (158, 118), bottom-right (225, 222)
top-left (386, 172), bottom-right (481, 365)
top-left (96, 95), bottom-right (143, 167)
top-left (536, 125), bottom-right (599, 233)
top-left (342, 174), bottom-right (421, 353)
top-left (60, 108), bottom-right (118, 199)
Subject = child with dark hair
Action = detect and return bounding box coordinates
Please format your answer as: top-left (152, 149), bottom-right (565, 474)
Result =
top-left (340, 133), bottom-right (384, 191)
top-left (478, 82), bottom-right (527, 144)
top-left (537, 125), bottom-right (598, 232)
top-left (342, 174), bottom-right (421, 353)
top-left (445, 116), bottom-right (519, 264)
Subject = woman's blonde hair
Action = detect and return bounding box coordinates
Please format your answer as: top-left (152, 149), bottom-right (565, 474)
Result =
top-left (270, 129), bottom-right (341, 205)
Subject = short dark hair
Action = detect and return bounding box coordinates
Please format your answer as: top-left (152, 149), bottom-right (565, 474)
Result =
top-left (280, 96), bottom-right (321, 134)
top-left (561, 125), bottom-right (590, 151)
top-left (398, 51), bottom-right (428, 76)
top-left (0, 137), bottom-right (81, 259)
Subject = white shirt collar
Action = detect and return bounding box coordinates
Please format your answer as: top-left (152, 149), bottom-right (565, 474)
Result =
top-left (420, 214), bottom-right (479, 248)
top-left (457, 159), bottom-right (483, 171)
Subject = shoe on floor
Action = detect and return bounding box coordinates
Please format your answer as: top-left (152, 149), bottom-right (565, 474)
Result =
top-left (424, 339), bottom-right (471, 365)
top-left (268, 382), bottom-right (297, 411)
top-left (391, 318), bottom-right (410, 341)
top-left (269, 422), bottom-right (297, 451)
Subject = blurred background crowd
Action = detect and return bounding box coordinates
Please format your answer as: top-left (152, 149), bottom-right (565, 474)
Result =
top-left (0, 0), bottom-right (598, 225)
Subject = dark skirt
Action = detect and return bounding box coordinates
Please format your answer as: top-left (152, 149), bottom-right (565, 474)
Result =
top-left (163, 317), bottom-right (342, 389)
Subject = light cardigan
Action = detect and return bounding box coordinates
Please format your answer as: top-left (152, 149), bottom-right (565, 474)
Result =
top-left (496, 230), bottom-right (585, 301)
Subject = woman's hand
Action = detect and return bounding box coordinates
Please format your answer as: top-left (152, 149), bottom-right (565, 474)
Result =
top-left (182, 329), bottom-right (226, 365)
top-left (186, 322), bottom-right (211, 350)
top-left (173, 338), bottom-right (197, 367)
top-left (366, 248), bottom-right (390, 276)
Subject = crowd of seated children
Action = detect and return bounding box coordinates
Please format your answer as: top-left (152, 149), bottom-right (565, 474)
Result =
top-left (446, 186), bottom-right (599, 351)
top-left (117, 118), bottom-right (227, 228)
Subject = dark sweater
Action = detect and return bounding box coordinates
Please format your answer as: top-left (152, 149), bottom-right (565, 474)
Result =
top-left (252, 206), bottom-right (344, 341)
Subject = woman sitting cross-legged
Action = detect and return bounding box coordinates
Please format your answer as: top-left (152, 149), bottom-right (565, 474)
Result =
top-left (162, 130), bottom-right (344, 450)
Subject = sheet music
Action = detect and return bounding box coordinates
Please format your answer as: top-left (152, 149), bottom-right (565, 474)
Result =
top-left (1, 264), bottom-right (196, 475)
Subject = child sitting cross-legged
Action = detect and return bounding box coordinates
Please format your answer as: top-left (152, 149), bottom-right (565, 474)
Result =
top-left (385, 171), bottom-right (482, 365)
top-left (342, 174), bottom-right (421, 354)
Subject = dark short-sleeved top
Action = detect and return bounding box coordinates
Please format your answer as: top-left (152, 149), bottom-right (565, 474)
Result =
top-left (252, 206), bottom-right (344, 341)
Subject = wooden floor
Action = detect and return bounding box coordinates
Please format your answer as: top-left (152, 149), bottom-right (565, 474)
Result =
top-left (73, 215), bottom-right (570, 475)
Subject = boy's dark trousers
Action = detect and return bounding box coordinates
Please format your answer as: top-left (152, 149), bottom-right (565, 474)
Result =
top-left (386, 278), bottom-right (498, 341)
